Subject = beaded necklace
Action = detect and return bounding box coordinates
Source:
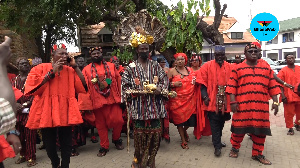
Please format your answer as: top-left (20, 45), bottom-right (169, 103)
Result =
top-left (175, 66), bottom-right (190, 79)
top-left (91, 61), bottom-right (112, 97)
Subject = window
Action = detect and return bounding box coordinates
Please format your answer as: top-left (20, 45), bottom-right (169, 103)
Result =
top-left (282, 32), bottom-right (294, 43)
top-left (231, 32), bottom-right (243, 39)
top-left (103, 34), bottom-right (113, 43)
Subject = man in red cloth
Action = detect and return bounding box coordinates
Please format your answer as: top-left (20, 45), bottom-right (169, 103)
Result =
top-left (0, 36), bottom-right (22, 168)
top-left (24, 43), bottom-right (87, 168)
top-left (197, 45), bottom-right (231, 156)
top-left (79, 47), bottom-right (124, 157)
top-left (277, 54), bottom-right (300, 135)
top-left (226, 42), bottom-right (280, 165)
top-left (12, 57), bottom-right (37, 166)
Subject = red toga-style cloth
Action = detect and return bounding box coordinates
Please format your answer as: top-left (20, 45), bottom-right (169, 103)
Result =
top-left (24, 63), bottom-right (86, 129)
top-left (197, 60), bottom-right (232, 113)
top-left (78, 62), bottom-right (121, 110)
top-left (169, 68), bottom-right (210, 139)
top-left (226, 61), bottom-right (281, 135)
top-left (0, 135), bottom-right (15, 162)
top-left (118, 65), bottom-right (125, 75)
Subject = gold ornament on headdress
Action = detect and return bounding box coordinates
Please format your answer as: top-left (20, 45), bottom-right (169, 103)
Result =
top-left (129, 26), bottom-right (154, 47)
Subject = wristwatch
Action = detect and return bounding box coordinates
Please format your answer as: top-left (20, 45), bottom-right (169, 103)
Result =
top-left (7, 130), bottom-right (20, 136)
top-left (273, 102), bottom-right (279, 106)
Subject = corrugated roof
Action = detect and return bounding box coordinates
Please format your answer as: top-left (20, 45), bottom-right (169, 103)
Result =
top-left (279, 17), bottom-right (300, 32)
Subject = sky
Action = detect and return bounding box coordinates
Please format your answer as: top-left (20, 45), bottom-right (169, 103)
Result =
top-left (65, 0), bottom-right (300, 52)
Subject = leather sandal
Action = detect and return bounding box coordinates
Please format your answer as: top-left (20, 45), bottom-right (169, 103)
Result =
top-left (71, 148), bottom-right (79, 157)
top-left (287, 128), bottom-right (294, 135)
top-left (15, 156), bottom-right (26, 164)
top-left (27, 159), bottom-right (37, 167)
top-left (229, 148), bottom-right (239, 158)
top-left (295, 124), bottom-right (300, 131)
top-left (252, 155), bottom-right (272, 165)
top-left (91, 136), bottom-right (98, 143)
top-left (181, 142), bottom-right (189, 149)
top-left (97, 148), bottom-right (109, 157)
top-left (113, 139), bottom-right (124, 150)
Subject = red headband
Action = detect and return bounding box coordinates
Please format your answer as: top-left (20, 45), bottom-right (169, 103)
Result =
top-left (174, 53), bottom-right (188, 65)
top-left (51, 43), bottom-right (67, 54)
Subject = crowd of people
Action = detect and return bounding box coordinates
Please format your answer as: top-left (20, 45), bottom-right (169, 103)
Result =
top-left (1, 26), bottom-right (300, 168)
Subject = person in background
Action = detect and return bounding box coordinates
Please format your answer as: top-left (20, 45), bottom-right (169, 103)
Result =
top-left (277, 54), bottom-right (300, 135)
top-left (0, 36), bottom-right (22, 168)
top-left (12, 57), bottom-right (37, 167)
top-left (190, 54), bottom-right (202, 72)
top-left (79, 47), bottom-right (124, 157)
top-left (24, 43), bottom-right (87, 168)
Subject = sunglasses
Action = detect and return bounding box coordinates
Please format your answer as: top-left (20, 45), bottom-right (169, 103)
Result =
top-left (247, 50), bottom-right (259, 54)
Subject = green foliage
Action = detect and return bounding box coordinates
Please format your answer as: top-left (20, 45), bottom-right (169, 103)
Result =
top-left (156, 0), bottom-right (211, 55)
top-left (111, 47), bottom-right (134, 63)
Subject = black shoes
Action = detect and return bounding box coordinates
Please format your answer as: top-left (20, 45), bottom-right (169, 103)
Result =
top-left (214, 148), bottom-right (221, 157)
top-left (221, 142), bottom-right (226, 147)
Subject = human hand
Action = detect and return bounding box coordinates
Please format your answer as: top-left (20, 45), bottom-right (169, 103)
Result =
top-left (230, 103), bottom-right (239, 113)
top-left (0, 36), bottom-right (12, 66)
top-left (69, 56), bottom-right (77, 67)
top-left (6, 134), bottom-right (21, 155)
top-left (153, 86), bottom-right (162, 95)
top-left (272, 103), bottom-right (279, 116)
top-left (52, 58), bottom-right (64, 74)
top-left (204, 97), bottom-right (210, 106)
top-left (16, 103), bottom-right (24, 113)
top-left (285, 83), bottom-right (294, 89)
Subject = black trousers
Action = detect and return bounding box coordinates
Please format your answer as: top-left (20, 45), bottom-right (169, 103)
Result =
top-left (42, 126), bottom-right (72, 168)
top-left (0, 162), bottom-right (4, 168)
top-left (207, 111), bottom-right (230, 149)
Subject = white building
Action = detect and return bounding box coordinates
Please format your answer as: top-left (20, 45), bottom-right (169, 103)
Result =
top-left (261, 17), bottom-right (300, 61)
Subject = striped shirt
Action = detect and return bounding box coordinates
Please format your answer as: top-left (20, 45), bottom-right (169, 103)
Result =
top-left (121, 60), bottom-right (169, 120)
top-left (0, 98), bottom-right (16, 135)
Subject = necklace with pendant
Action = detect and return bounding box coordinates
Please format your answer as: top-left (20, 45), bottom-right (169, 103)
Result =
top-left (175, 66), bottom-right (190, 79)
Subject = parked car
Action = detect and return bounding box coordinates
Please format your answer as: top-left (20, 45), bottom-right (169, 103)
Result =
top-left (261, 57), bottom-right (280, 74)
top-left (275, 59), bottom-right (300, 72)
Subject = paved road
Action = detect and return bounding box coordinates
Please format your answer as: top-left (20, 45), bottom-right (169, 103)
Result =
top-left (4, 101), bottom-right (300, 168)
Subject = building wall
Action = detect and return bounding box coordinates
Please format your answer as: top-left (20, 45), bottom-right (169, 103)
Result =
top-left (0, 25), bottom-right (38, 65)
top-left (262, 29), bottom-right (300, 60)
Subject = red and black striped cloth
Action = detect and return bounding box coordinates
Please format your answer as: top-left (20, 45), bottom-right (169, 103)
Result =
top-left (226, 61), bottom-right (281, 135)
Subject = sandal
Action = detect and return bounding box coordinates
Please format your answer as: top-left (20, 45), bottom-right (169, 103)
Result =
top-left (252, 155), bottom-right (272, 165)
top-left (91, 136), bottom-right (98, 143)
top-left (295, 124), bottom-right (300, 131)
top-left (27, 159), bottom-right (37, 167)
top-left (181, 142), bottom-right (189, 149)
top-left (97, 148), bottom-right (109, 157)
top-left (71, 149), bottom-right (79, 157)
top-left (287, 128), bottom-right (294, 135)
top-left (229, 148), bottom-right (239, 158)
top-left (15, 156), bottom-right (26, 164)
top-left (131, 161), bottom-right (139, 168)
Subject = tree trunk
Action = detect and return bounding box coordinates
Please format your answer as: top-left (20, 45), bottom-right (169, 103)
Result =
top-left (160, 47), bottom-right (176, 64)
top-left (44, 26), bottom-right (53, 63)
top-left (35, 35), bottom-right (45, 60)
top-left (132, 0), bottom-right (146, 12)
